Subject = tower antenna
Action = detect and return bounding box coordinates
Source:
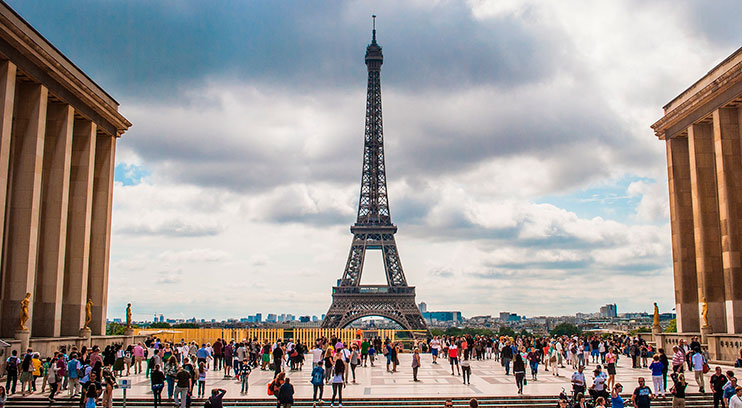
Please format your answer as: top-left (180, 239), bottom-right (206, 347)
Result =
top-left (372, 15), bottom-right (376, 42)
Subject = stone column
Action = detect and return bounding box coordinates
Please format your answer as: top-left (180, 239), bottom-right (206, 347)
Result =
top-left (0, 60), bottom-right (15, 324)
top-left (666, 136), bottom-right (700, 333)
top-left (713, 107), bottom-right (742, 333)
top-left (0, 82), bottom-right (47, 338)
top-left (33, 102), bottom-right (74, 337)
top-left (61, 119), bottom-right (96, 335)
top-left (88, 134), bottom-right (115, 336)
top-left (688, 122), bottom-right (726, 332)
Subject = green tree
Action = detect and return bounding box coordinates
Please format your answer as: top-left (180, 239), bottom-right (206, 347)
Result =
top-left (664, 319), bottom-right (677, 333)
top-left (550, 323), bottom-right (582, 337)
top-left (149, 322), bottom-right (171, 328)
top-left (498, 326), bottom-right (516, 337)
top-left (106, 322), bottom-right (126, 336)
top-left (430, 328), bottom-right (443, 336)
top-left (630, 327), bottom-right (652, 335)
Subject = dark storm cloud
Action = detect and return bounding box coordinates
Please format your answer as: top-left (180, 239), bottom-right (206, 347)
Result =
top-left (5, 0), bottom-right (565, 100)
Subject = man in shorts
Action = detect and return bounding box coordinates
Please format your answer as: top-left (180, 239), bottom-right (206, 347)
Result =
top-left (430, 337), bottom-right (441, 364)
top-left (449, 342), bottom-right (460, 375)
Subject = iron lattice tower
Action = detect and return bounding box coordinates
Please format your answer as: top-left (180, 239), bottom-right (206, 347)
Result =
top-left (322, 18), bottom-right (427, 331)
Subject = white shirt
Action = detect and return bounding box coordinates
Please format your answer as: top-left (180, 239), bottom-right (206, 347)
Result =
top-left (311, 348), bottom-right (323, 364)
top-left (430, 339), bottom-right (440, 350)
top-left (572, 372), bottom-right (586, 387)
top-left (691, 352), bottom-right (705, 371)
top-left (730, 395), bottom-right (742, 408)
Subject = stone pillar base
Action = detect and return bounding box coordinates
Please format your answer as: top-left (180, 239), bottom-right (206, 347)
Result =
top-left (15, 329), bottom-right (30, 352)
top-left (124, 328), bottom-right (135, 336)
top-left (79, 327), bottom-right (92, 338)
top-left (700, 325), bottom-right (713, 344)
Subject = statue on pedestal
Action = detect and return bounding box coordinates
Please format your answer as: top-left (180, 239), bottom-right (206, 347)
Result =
top-left (653, 302), bottom-right (660, 327)
top-left (701, 297), bottom-right (709, 327)
top-left (126, 303), bottom-right (132, 328)
top-left (18, 292), bottom-right (31, 330)
top-left (84, 298), bottom-right (93, 329)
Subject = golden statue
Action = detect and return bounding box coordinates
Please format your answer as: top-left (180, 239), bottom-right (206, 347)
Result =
top-left (18, 292), bottom-right (31, 330)
top-left (84, 298), bottom-right (93, 329)
top-left (701, 297), bottom-right (709, 327)
top-left (126, 303), bottom-right (132, 329)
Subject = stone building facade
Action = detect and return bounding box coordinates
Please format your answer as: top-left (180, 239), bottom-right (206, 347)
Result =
top-left (652, 47), bottom-right (742, 341)
top-left (0, 3), bottom-right (130, 339)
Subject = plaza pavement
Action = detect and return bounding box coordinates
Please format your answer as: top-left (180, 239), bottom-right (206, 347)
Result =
top-left (87, 353), bottom-right (738, 400)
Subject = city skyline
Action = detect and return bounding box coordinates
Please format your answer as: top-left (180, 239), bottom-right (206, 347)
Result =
top-left (6, 1), bottom-right (741, 321)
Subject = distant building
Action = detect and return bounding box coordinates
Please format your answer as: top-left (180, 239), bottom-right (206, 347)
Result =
top-left (300, 316), bottom-right (310, 323)
top-left (159, 314), bottom-right (164, 323)
top-left (312, 315), bottom-right (318, 322)
top-left (418, 302), bottom-right (428, 313)
top-left (500, 312), bottom-right (511, 321)
top-left (422, 311), bottom-right (462, 323)
top-left (255, 313), bottom-right (262, 322)
top-left (600, 304), bottom-right (618, 318)
top-left (266, 314), bottom-right (277, 322)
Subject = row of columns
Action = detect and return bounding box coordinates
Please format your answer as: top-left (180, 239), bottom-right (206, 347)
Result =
top-left (667, 104), bottom-right (742, 334)
top-left (0, 59), bottom-right (116, 338)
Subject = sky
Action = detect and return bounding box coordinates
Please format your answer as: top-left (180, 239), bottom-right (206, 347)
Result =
top-left (7, 0), bottom-right (742, 322)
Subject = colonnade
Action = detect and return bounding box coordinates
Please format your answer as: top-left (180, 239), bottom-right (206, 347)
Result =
top-left (0, 59), bottom-right (116, 338)
top-left (666, 105), bottom-right (742, 334)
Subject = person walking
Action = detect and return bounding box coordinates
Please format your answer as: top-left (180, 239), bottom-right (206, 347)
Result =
top-left (150, 365), bottom-right (165, 408)
top-left (330, 357), bottom-right (345, 407)
top-left (691, 348), bottom-right (706, 393)
top-left (310, 362), bottom-right (325, 406)
top-left (239, 359), bottom-right (251, 394)
top-left (513, 353), bottom-right (526, 395)
top-left (571, 365), bottom-right (586, 401)
top-left (278, 377), bottom-right (294, 408)
top-left (606, 348), bottom-right (617, 391)
top-left (350, 345), bottom-right (360, 383)
top-left (461, 354), bottom-right (471, 385)
top-left (527, 346), bottom-right (539, 381)
top-left (632, 377), bottom-right (655, 408)
top-left (611, 383), bottom-right (626, 408)
top-left (174, 366), bottom-right (191, 408)
top-left (501, 342), bottom-right (513, 376)
top-left (649, 355), bottom-right (666, 397)
top-left (710, 366), bottom-right (728, 408)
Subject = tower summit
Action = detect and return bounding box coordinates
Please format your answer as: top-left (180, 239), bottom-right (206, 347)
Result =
top-left (321, 17), bottom-right (427, 331)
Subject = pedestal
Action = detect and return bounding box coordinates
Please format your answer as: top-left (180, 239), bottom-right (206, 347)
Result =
top-left (124, 328), bottom-right (135, 336)
top-left (79, 327), bottom-right (92, 338)
top-left (14, 329), bottom-right (30, 352)
top-left (700, 325), bottom-right (713, 344)
top-left (652, 325), bottom-right (663, 350)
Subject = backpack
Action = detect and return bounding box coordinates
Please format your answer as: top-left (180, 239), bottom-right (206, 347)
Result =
top-left (6, 356), bottom-right (17, 373)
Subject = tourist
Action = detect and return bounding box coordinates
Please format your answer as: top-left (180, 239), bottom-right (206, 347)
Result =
top-left (723, 374), bottom-right (737, 406)
top-left (710, 366), bottom-right (728, 408)
top-left (196, 361), bottom-right (207, 398)
top-left (595, 396), bottom-right (607, 408)
top-left (350, 344), bottom-right (360, 383)
top-left (412, 348), bottom-right (421, 382)
top-left (501, 341), bottom-right (513, 375)
top-left (513, 352), bottom-right (526, 395)
top-left (84, 382), bottom-right (98, 408)
top-left (164, 356), bottom-right (178, 400)
top-left (611, 383), bottom-right (625, 408)
top-left (658, 348), bottom-right (669, 390)
top-left (691, 348), bottom-right (706, 393)
top-left (207, 388), bottom-right (226, 408)
top-left (311, 362), bottom-right (325, 405)
top-left (151, 364), bottom-right (165, 408)
top-left (278, 377), bottom-right (294, 408)
top-left (669, 372), bottom-right (686, 408)
top-left (39, 357), bottom-right (50, 393)
top-left (649, 355), bottom-right (665, 397)
top-left (461, 353), bottom-right (471, 385)
top-left (46, 356), bottom-right (58, 402)
top-left (430, 336), bottom-right (440, 364)
top-left (527, 346), bottom-right (539, 381)
top-left (330, 356), bottom-right (345, 407)
top-left (605, 348), bottom-right (617, 391)
top-left (67, 353), bottom-right (80, 398)
top-left (174, 366), bottom-right (191, 408)
top-left (273, 342), bottom-right (285, 378)
top-left (223, 341), bottom-right (234, 377)
top-left (632, 377), bottom-right (655, 408)
top-left (101, 364), bottom-right (116, 408)
top-left (236, 358), bottom-right (249, 394)
top-left (19, 353), bottom-right (33, 396)
top-left (133, 342), bottom-right (144, 374)
top-left (0, 386), bottom-right (6, 408)
top-left (469, 398), bottom-right (478, 407)
top-left (360, 338), bottom-right (370, 367)
top-left (30, 353), bottom-right (40, 392)
top-left (672, 346), bottom-right (685, 374)
top-left (4, 350), bottom-right (18, 395)
top-left (574, 392), bottom-right (589, 408)
top-left (449, 341), bottom-right (460, 376)
top-left (730, 387), bottom-right (742, 408)
top-left (391, 342), bottom-right (400, 373)
top-left (368, 343), bottom-right (376, 367)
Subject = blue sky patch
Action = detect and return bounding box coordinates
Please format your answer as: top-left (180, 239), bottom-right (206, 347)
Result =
top-left (114, 163), bottom-right (150, 186)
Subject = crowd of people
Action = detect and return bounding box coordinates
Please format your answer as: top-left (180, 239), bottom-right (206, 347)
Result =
top-left (2, 332), bottom-right (742, 408)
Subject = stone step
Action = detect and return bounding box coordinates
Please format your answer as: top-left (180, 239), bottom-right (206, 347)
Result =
top-left (6, 394), bottom-right (715, 407)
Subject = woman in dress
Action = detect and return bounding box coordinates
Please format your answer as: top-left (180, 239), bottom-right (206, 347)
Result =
top-left (19, 354), bottom-right (33, 396)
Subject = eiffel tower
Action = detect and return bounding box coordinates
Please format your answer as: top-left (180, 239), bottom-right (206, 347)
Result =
top-left (321, 17), bottom-right (427, 331)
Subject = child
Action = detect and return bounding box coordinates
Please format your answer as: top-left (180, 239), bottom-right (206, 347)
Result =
top-left (368, 345), bottom-right (376, 367)
top-left (40, 358), bottom-right (51, 393)
top-left (239, 359), bottom-right (251, 394)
